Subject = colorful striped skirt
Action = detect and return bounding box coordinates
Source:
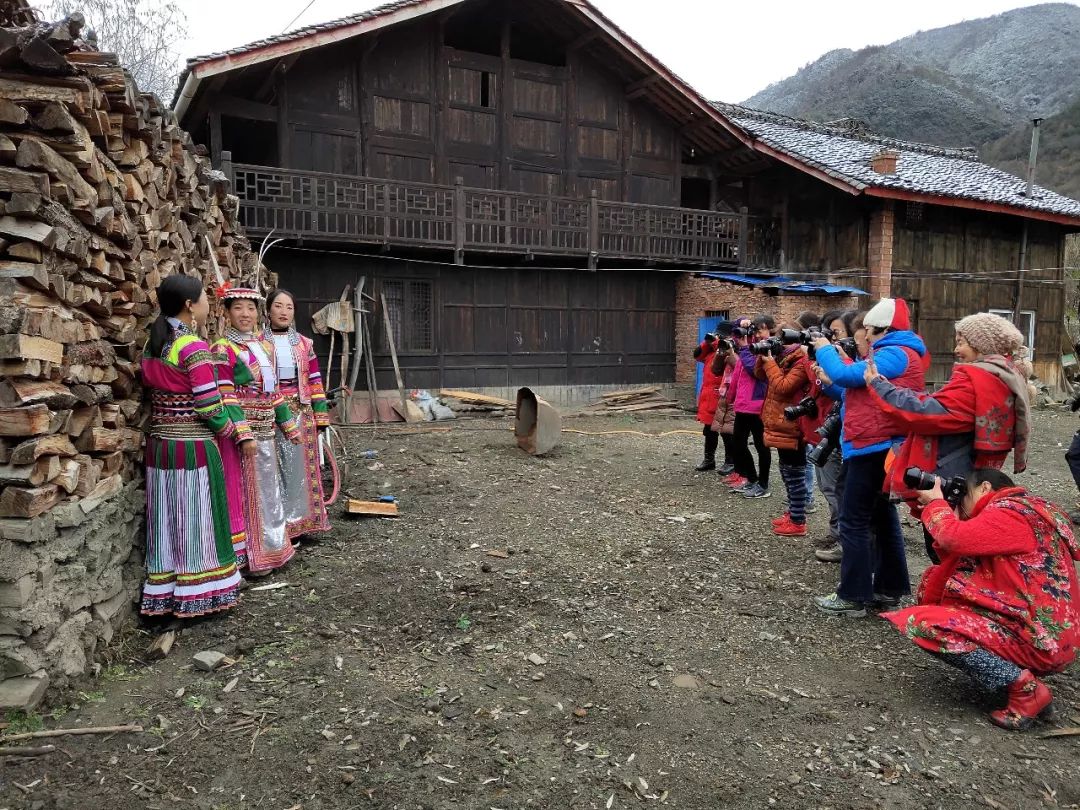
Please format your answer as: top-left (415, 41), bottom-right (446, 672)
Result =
top-left (279, 387), bottom-right (330, 540)
top-left (142, 427), bottom-right (240, 617)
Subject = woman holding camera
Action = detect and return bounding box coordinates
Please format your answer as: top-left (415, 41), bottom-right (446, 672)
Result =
top-left (726, 316), bottom-right (774, 499)
top-left (864, 312), bottom-right (1031, 562)
top-left (710, 334), bottom-right (738, 477)
top-left (693, 333), bottom-right (723, 472)
top-left (757, 330), bottom-right (813, 535)
top-left (884, 469), bottom-right (1080, 730)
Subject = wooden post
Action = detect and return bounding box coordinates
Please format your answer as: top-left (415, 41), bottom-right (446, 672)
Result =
top-left (453, 177), bottom-right (465, 265)
top-left (588, 190), bottom-right (599, 271)
top-left (220, 150), bottom-right (233, 187)
top-left (381, 293), bottom-right (410, 420)
top-left (738, 206), bottom-right (749, 268)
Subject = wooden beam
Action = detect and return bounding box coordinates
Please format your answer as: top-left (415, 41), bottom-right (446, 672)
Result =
top-left (210, 94), bottom-right (278, 123)
top-left (567, 30), bottom-right (600, 51)
top-left (625, 74), bottom-right (661, 100)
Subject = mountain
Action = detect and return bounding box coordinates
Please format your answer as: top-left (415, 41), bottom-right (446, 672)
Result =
top-left (742, 3), bottom-right (1080, 199)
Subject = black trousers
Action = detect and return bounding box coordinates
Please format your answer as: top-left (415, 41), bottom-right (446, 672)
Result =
top-left (731, 412), bottom-right (770, 489)
top-left (702, 424), bottom-right (719, 459)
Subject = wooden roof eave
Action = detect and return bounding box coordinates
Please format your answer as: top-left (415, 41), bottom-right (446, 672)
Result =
top-left (863, 186), bottom-right (1080, 229)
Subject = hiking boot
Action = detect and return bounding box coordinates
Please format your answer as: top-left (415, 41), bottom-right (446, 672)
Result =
top-left (871, 592), bottom-right (904, 611)
top-left (717, 462), bottom-right (736, 476)
top-left (695, 457), bottom-right (716, 472)
top-left (814, 542), bottom-right (843, 563)
top-left (739, 483), bottom-right (771, 499)
top-left (814, 592), bottom-right (866, 617)
top-left (805, 501), bottom-right (819, 514)
top-left (990, 670), bottom-right (1054, 730)
top-left (773, 516), bottom-right (807, 536)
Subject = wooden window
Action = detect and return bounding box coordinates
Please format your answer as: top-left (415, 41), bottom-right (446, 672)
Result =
top-left (989, 309), bottom-right (1035, 359)
top-left (905, 201), bottom-right (925, 226)
top-left (379, 279), bottom-right (434, 353)
top-left (449, 67), bottom-right (498, 110)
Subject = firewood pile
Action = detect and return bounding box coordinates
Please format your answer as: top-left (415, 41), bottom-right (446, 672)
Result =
top-left (587, 387), bottom-right (681, 413)
top-left (0, 12), bottom-right (259, 523)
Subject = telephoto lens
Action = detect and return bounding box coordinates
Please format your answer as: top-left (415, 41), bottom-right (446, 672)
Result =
top-left (783, 396), bottom-right (818, 421)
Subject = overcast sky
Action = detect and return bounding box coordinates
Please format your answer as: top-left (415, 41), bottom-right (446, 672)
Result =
top-left (173, 0), bottom-right (1068, 101)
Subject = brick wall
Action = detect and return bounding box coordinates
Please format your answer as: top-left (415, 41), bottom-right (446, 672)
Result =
top-left (868, 201), bottom-right (896, 299)
top-left (674, 275), bottom-right (858, 384)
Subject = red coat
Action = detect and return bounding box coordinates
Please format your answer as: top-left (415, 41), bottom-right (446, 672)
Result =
top-left (695, 340), bottom-right (721, 425)
top-left (885, 489), bottom-right (1080, 675)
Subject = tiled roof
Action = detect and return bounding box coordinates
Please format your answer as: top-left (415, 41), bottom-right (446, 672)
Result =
top-left (713, 103), bottom-right (1080, 222)
top-left (179, 0), bottom-right (432, 81)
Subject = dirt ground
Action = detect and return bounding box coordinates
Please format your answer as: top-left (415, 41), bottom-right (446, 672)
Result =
top-left (3, 407), bottom-right (1080, 810)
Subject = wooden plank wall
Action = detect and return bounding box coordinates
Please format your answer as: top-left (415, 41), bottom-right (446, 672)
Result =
top-left (274, 252), bottom-right (676, 390)
top-left (266, 6), bottom-right (684, 206)
top-left (891, 203), bottom-right (1066, 382)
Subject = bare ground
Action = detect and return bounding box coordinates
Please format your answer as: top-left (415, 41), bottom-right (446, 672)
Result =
top-left (3, 408), bottom-right (1080, 810)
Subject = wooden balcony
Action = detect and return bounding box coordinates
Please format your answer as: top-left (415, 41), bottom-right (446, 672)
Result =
top-left (225, 160), bottom-right (771, 268)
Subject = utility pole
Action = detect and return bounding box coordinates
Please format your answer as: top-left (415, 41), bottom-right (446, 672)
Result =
top-left (1013, 118), bottom-right (1043, 329)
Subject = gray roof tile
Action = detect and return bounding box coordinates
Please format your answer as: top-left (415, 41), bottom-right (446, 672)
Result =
top-left (714, 103), bottom-right (1080, 222)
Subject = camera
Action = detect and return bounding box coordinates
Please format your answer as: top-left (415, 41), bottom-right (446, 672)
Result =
top-left (784, 395), bottom-right (818, 421)
top-left (750, 337), bottom-right (783, 355)
top-left (731, 325), bottom-right (752, 338)
top-left (807, 402), bottom-right (843, 467)
top-left (903, 467), bottom-right (967, 507)
top-left (836, 337), bottom-right (858, 361)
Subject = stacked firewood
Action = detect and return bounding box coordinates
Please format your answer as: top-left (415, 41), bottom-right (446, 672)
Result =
top-left (588, 387), bottom-right (681, 412)
top-left (0, 12), bottom-right (260, 523)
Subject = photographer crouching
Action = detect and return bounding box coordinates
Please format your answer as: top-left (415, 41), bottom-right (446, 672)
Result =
top-left (883, 469), bottom-right (1080, 730)
top-left (808, 298), bottom-right (928, 617)
top-left (864, 312), bottom-right (1032, 563)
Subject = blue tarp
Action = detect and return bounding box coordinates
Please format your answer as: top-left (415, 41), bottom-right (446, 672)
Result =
top-left (698, 272), bottom-right (867, 296)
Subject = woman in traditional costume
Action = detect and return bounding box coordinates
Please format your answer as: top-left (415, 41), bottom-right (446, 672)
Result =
top-left (885, 469), bottom-right (1080, 730)
top-left (212, 286), bottom-right (301, 575)
top-left (265, 289), bottom-right (331, 539)
top-left (140, 275), bottom-right (253, 617)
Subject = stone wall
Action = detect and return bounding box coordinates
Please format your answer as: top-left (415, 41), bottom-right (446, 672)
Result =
top-left (0, 13), bottom-right (263, 711)
top-left (674, 274), bottom-right (858, 385)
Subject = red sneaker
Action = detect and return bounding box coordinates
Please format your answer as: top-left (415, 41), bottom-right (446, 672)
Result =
top-left (724, 473), bottom-right (748, 488)
top-left (990, 670), bottom-right (1053, 730)
top-left (771, 513), bottom-right (791, 526)
top-left (772, 516), bottom-right (807, 537)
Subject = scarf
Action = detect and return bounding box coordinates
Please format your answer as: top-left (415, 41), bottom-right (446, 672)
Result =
top-left (968, 355), bottom-right (1030, 474)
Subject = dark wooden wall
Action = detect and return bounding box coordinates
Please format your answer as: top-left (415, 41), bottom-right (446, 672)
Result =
top-left (216, 0), bottom-right (688, 206)
top-left (274, 252), bottom-right (676, 390)
top-left (743, 165), bottom-right (870, 277)
top-left (891, 203), bottom-right (1066, 382)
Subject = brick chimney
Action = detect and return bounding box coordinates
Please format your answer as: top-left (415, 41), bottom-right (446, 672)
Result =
top-left (871, 149), bottom-right (900, 175)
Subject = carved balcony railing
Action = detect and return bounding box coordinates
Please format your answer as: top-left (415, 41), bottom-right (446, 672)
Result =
top-left (226, 160), bottom-right (767, 267)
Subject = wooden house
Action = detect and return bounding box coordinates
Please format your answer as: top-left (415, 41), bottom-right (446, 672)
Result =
top-left (174, 0), bottom-right (1080, 398)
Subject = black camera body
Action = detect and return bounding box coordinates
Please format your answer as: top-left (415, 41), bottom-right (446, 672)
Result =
top-left (750, 336), bottom-right (783, 356)
top-left (784, 395), bottom-right (818, 421)
top-left (836, 337), bottom-right (858, 361)
top-left (731, 325), bottom-right (752, 338)
top-left (807, 402), bottom-right (843, 467)
top-left (903, 467), bottom-right (967, 507)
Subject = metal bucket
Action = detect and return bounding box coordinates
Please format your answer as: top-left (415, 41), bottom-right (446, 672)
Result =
top-left (514, 387), bottom-right (561, 455)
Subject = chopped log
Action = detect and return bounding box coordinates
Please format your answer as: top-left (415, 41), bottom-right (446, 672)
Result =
top-left (98, 450), bottom-right (123, 476)
top-left (51, 457), bottom-right (79, 494)
top-left (73, 453), bottom-right (101, 496)
top-left (75, 426), bottom-right (120, 453)
top-left (0, 379), bottom-right (77, 409)
top-left (9, 433), bottom-right (77, 465)
top-left (0, 260), bottom-right (49, 291)
top-left (7, 242), bottom-right (43, 261)
top-left (0, 483), bottom-right (60, 518)
top-left (0, 216), bottom-right (58, 249)
top-left (0, 166), bottom-right (50, 195)
top-left (0, 98), bottom-right (28, 126)
top-left (0, 334), bottom-right (64, 364)
top-left (33, 101), bottom-right (78, 133)
top-left (0, 404), bottom-right (50, 437)
top-left (15, 137), bottom-right (96, 209)
top-left (0, 457), bottom-right (58, 487)
top-left (65, 405), bottom-right (100, 437)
